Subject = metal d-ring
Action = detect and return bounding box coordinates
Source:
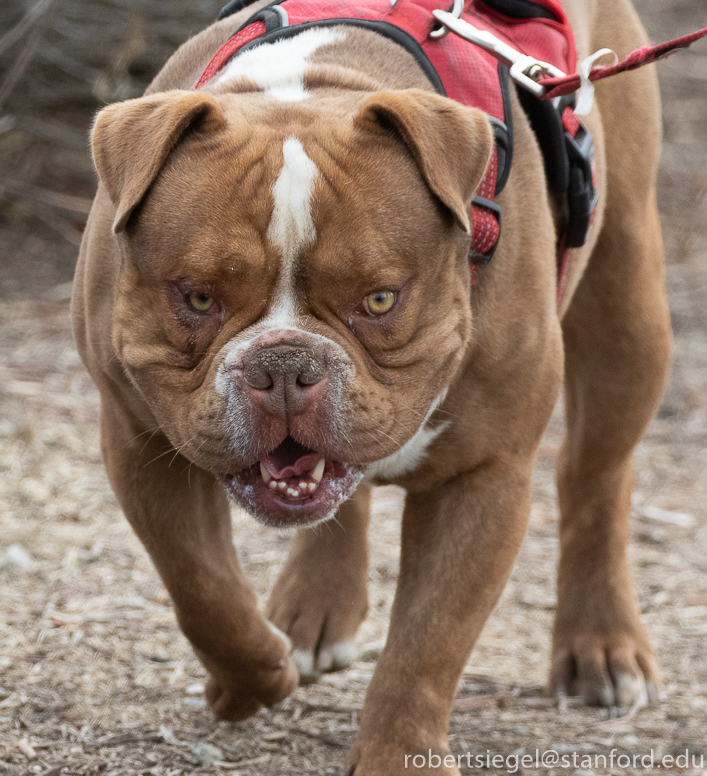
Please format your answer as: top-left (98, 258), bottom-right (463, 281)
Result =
top-left (429, 0), bottom-right (464, 38)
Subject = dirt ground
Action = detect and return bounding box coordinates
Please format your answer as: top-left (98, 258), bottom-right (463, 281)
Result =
top-left (0, 0), bottom-right (706, 774)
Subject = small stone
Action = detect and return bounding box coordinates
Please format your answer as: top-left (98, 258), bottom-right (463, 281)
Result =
top-left (18, 738), bottom-right (37, 759)
top-left (191, 741), bottom-right (224, 765)
top-left (21, 479), bottom-right (51, 504)
top-left (643, 505), bottom-right (695, 528)
top-left (0, 544), bottom-right (33, 572)
top-left (182, 697), bottom-right (206, 708)
top-left (159, 725), bottom-right (179, 745)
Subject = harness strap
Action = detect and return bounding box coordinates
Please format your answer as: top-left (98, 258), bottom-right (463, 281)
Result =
top-left (195, 21), bottom-right (267, 89)
top-left (470, 144), bottom-right (500, 267)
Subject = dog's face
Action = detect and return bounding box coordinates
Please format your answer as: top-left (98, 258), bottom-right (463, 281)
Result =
top-left (92, 87), bottom-right (492, 526)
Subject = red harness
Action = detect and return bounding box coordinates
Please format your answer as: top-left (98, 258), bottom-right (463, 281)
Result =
top-left (195, 0), bottom-right (706, 303)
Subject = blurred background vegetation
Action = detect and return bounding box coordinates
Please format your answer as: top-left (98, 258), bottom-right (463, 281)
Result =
top-left (0, 0), bottom-right (223, 299)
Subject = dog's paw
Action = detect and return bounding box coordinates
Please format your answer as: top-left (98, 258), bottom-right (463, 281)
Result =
top-left (550, 631), bottom-right (659, 708)
top-left (266, 551), bottom-right (368, 684)
top-left (201, 623), bottom-right (298, 721)
top-left (205, 657), bottom-right (298, 720)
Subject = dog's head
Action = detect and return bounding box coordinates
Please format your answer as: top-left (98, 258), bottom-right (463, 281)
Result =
top-left (91, 74), bottom-right (492, 526)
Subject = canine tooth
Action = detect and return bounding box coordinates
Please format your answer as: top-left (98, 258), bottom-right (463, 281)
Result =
top-left (260, 463), bottom-right (272, 484)
top-left (277, 481), bottom-right (287, 490)
top-left (307, 482), bottom-right (316, 492)
top-left (312, 459), bottom-right (325, 483)
top-left (269, 481), bottom-right (278, 490)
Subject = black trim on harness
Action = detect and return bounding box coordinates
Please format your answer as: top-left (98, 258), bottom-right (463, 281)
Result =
top-left (475, 0), bottom-right (559, 21)
top-left (493, 63), bottom-right (513, 195)
top-left (516, 84), bottom-right (569, 194)
top-left (218, 0), bottom-right (262, 21)
top-left (233, 18), bottom-right (447, 96)
top-left (563, 106), bottom-right (598, 248)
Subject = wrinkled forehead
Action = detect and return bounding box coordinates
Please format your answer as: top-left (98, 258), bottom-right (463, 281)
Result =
top-left (134, 110), bottom-right (433, 280)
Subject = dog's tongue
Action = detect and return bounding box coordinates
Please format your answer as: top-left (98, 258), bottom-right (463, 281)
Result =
top-left (262, 438), bottom-right (321, 480)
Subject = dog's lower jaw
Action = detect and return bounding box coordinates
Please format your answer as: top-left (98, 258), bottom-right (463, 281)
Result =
top-left (224, 463), bottom-right (365, 527)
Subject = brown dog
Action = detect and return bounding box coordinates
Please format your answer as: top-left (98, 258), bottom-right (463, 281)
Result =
top-left (72, 0), bottom-right (671, 771)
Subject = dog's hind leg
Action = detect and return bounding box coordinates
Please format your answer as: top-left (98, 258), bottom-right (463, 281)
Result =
top-left (266, 483), bottom-right (371, 684)
top-left (551, 34), bottom-right (672, 707)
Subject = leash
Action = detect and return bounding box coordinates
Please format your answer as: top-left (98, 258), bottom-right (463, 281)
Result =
top-left (433, 10), bottom-right (707, 114)
top-left (538, 27), bottom-right (707, 101)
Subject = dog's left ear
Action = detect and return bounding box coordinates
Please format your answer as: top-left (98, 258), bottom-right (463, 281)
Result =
top-left (356, 89), bottom-right (494, 233)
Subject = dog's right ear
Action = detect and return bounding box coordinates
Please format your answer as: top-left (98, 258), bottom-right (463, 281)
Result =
top-left (91, 90), bottom-right (226, 233)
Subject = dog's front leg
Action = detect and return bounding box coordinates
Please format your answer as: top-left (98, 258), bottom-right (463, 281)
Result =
top-left (99, 394), bottom-right (298, 721)
top-left (348, 461), bottom-right (532, 775)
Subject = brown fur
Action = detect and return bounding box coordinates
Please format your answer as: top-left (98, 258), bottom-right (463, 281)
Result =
top-left (72, 0), bottom-right (671, 772)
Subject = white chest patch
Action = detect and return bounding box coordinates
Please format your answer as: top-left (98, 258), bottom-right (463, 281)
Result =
top-left (366, 390), bottom-right (450, 479)
top-left (212, 28), bottom-right (347, 102)
top-left (265, 136), bottom-right (318, 324)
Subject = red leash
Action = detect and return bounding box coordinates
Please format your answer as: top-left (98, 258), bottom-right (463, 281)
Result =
top-left (538, 26), bottom-right (707, 100)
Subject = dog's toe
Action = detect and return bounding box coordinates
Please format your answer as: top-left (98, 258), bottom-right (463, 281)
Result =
top-left (292, 640), bottom-right (358, 684)
top-left (551, 637), bottom-right (659, 709)
top-left (317, 640), bottom-right (358, 673)
top-left (292, 648), bottom-right (319, 684)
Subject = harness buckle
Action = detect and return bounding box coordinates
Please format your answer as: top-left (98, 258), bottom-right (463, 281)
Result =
top-left (428, 0), bottom-right (464, 39)
top-left (509, 56), bottom-right (565, 97)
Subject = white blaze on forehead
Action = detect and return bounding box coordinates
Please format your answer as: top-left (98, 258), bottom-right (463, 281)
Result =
top-left (212, 28), bottom-right (347, 102)
top-left (266, 136), bottom-right (318, 323)
top-left (268, 137), bottom-right (318, 260)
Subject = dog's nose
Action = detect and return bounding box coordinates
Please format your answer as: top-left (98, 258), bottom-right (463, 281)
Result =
top-left (243, 344), bottom-right (327, 415)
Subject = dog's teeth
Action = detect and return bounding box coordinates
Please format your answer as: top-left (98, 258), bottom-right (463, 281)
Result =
top-left (287, 487), bottom-right (299, 498)
top-left (299, 481), bottom-right (307, 490)
top-left (312, 458), bottom-right (326, 483)
top-left (307, 482), bottom-right (316, 493)
top-left (277, 481), bottom-right (287, 491)
top-left (268, 480), bottom-right (278, 490)
top-left (260, 463), bottom-right (272, 484)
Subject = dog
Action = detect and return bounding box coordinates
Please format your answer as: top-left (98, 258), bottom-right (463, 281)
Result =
top-left (71, 0), bottom-right (671, 771)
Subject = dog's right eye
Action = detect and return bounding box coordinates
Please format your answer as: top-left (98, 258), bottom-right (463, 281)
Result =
top-left (364, 290), bottom-right (396, 316)
top-left (186, 292), bottom-right (215, 313)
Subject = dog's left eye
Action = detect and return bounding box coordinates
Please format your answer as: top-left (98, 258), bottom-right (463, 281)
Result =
top-left (364, 290), bottom-right (396, 316)
top-left (186, 292), bottom-right (215, 313)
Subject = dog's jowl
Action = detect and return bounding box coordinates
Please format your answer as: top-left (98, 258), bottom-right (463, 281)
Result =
top-left (72, 0), bottom-right (671, 772)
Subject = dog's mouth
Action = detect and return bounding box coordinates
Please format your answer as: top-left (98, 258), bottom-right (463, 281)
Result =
top-left (224, 436), bottom-right (363, 527)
